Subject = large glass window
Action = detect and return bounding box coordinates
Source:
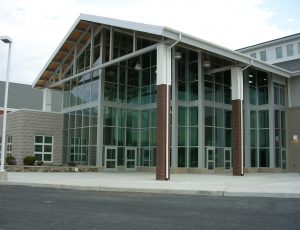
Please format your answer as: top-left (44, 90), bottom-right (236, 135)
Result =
top-left (274, 83), bottom-right (285, 106)
top-left (178, 106), bottom-right (198, 167)
top-left (250, 110), bottom-right (270, 167)
top-left (204, 70), bottom-right (231, 104)
top-left (34, 136), bottom-right (53, 162)
top-left (249, 69), bottom-right (268, 105)
top-left (62, 107), bottom-right (98, 166)
top-left (177, 49), bottom-right (198, 102)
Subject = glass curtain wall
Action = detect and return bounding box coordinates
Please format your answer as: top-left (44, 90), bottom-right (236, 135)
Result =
top-left (177, 49), bottom-right (199, 168)
top-left (248, 69), bottom-right (287, 169)
top-left (274, 83), bottom-right (286, 169)
top-left (61, 25), bottom-right (159, 167)
top-left (102, 50), bottom-right (157, 167)
top-left (203, 61), bottom-right (232, 170)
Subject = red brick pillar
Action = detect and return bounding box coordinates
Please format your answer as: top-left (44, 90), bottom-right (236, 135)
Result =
top-left (156, 84), bottom-right (171, 180)
top-left (232, 99), bottom-right (243, 176)
top-left (231, 67), bottom-right (244, 176)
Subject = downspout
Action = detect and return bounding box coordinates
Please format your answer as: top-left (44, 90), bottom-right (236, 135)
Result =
top-left (164, 33), bottom-right (181, 180)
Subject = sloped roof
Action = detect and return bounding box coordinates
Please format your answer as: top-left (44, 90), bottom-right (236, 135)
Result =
top-left (33, 14), bottom-right (292, 89)
top-left (274, 58), bottom-right (300, 72)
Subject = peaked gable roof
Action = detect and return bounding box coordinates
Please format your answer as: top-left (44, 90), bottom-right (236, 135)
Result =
top-left (33, 14), bottom-right (292, 89)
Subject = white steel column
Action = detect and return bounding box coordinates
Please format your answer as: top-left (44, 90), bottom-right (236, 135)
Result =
top-left (198, 52), bottom-right (205, 168)
top-left (42, 88), bottom-right (52, 112)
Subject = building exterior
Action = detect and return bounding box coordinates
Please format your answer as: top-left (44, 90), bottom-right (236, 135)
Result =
top-left (0, 81), bottom-right (62, 164)
top-left (237, 34), bottom-right (300, 172)
top-left (28, 13), bottom-right (300, 179)
top-left (0, 110), bottom-right (63, 165)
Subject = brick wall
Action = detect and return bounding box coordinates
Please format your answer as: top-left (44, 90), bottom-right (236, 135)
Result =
top-left (156, 85), bottom-right (171, 180)
top-left (232, 100), bottom-right (243, 176)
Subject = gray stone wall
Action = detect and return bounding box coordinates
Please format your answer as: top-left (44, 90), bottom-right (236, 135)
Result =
top-left (0, 110), bottom-right (63, 165)
top-left (287, 107), bottom-right (300, 172)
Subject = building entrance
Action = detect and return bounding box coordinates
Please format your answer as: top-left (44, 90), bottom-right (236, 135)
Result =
top-left (125, 147), bottom-right (137, 171)
top-left (105, 146), bottom-right (117, 171)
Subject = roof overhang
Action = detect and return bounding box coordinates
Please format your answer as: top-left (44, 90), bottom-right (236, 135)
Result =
top-left (33, 14), bottom-right (292, 89)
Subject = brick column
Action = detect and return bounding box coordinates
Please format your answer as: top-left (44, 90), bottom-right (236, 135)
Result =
top-left (232, 100), bottom-right (243, 175)
top-left (231, 67), bottom-right (244, 176)
top-left (156, 84), bottom-right (170, 180)
top-left (156, 44), bottom-right (171, 180)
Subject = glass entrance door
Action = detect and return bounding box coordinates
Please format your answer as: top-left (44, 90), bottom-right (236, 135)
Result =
top-left (105, 146), bottom-right (117, 171)
top-left (125, 147), bottom-right (137, 171)
top-left (224, 148), bottom-right (232, 171)
top-left (206, 147), bottom-right (215, 171)
top-left (282, 150), bottom-right (287, 169)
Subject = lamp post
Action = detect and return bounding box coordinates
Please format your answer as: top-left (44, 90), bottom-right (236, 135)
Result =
top-left (0, 36), bottom-right (12, 172)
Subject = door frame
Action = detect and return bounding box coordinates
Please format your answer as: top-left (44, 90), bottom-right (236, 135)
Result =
top-left (206, 147), bottom-right (215, 172)
top-left (104, 146), bottom-right (118, 171)
top-left (125, 147), bottom-right (137, 171)
top-left (224, 147), bottom-right (232, 172)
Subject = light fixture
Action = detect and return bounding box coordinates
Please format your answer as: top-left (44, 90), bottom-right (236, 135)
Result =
top-left (174, 51), bottom-right (182, 60)
top-left (292, 135), bottom-right (298, 141)
top-left (134, 62), bottom-right (142, 71)
top-left (203, 60), bottom-right (211, 68)
top-left (0, 36), bottom-right (13, 173)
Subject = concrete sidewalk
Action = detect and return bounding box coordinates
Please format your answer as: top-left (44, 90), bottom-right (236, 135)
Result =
top-left (1, 172), bottom-right (300, 198)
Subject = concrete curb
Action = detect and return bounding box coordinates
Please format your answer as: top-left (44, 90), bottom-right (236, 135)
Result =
top-left (1, 181), bottom-right (299, 198)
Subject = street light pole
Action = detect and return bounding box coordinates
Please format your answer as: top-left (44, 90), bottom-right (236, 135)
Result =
top-left (0, 36), bottom-right (13, 172)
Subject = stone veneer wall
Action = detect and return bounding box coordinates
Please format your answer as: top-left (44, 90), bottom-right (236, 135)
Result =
top-left (0, 110), bottom-right (63, 165)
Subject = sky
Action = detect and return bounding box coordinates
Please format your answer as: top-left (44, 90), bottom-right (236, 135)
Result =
top-left (0, 0), bottom-right (299, 85)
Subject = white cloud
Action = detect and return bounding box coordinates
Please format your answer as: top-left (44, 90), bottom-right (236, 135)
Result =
top-left (0, 0), bottom-right (295, 84)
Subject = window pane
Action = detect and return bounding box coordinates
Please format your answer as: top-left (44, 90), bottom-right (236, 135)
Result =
top-left (215, 108), bottom-right (223, 127)
top-left (275, 47), bottom-right (282, 59)
top-left (178, 107), bottom-right (187, 126)
top-left (204, 82), bottom-right (214, 101)
top-left (189, 127), bottom-right (198, 146)
top-left (189, 107), bottom-right (198, 126)
top-left (44, 145), bottom-right (52, 153)
top-left (251, 149), bottom-right (257, 167)
top-left (259, 129), bottom-right (269, 147)
top-left (45, 136), bottom-right (52, 144)
top-left (35, 136), bottom-right (43, 143)
top-left (205, 107), bottom-right (214, 126)
top-left (35, 154), bottom-right (42, 161)
top-left (178, 127), bottom-right (186, 146)
top-left (178, 147), bottom-right (186, 167)
top-left (189, 147), bottom-right (198, 168)
top-left (44, 154), bottom-right (52, 162)
top-left (260, 50), bottom-right (267, 61)
top-left (35, 145), bottom-right (43, 152)
top-left (259, 110), bottom-right (269, 128)
top-left (205, 127), bottom-right (214, 146)
top-left (286, 44), bottom-right (294, 56)
top-left (259, 149), bottom-right (269, 167)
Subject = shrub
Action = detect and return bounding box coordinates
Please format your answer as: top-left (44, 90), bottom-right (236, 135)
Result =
top-left (6, 155), bottom-right (17, 165)
top-left (23, 155), bottom-right (36, 166)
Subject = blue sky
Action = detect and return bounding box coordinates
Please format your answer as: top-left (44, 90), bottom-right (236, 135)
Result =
top-left (0, 0), bottom-right (299, 84)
